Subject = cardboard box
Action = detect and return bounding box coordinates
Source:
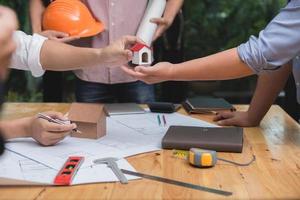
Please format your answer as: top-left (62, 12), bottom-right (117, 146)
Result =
top-left (68, 103), bottom-right (107, 139)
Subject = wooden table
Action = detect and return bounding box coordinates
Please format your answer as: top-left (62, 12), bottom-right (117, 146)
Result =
top-left (0, 103), bottom-right (299, 200)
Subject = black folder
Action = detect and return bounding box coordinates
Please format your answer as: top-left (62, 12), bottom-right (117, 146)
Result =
top-left (162, 126), bottom-right (243, 153)
top-left (182, 97), bottom-right (235, 114)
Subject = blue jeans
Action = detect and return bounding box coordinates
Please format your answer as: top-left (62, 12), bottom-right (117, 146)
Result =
top-left (75, 78), bottom-right (155, 103)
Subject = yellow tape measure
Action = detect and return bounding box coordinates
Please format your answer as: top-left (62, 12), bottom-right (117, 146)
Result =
top-left (173, 148), bottom-right (256, 168)
top-left (173, 148), bottom-right (217, 167)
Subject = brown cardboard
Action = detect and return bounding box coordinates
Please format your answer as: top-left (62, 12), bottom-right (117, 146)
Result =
top-left (68, 103), bottom-right (106, 139)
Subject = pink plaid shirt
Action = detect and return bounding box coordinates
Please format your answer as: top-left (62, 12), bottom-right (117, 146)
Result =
top-left (71, 0), bottom-right (149, 84)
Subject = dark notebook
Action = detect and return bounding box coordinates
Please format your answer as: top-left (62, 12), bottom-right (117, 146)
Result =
top-left (162, 126), bottom-right (243, 153)
top-left (182, 97), bottom-right (235, 114)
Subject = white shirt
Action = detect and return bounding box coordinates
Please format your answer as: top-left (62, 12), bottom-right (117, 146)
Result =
top-left (10, 31), bottom-right (47, 77)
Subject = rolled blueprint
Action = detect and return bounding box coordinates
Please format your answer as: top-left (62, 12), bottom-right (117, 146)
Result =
top-left (136, 0), bottom-right (167, 46)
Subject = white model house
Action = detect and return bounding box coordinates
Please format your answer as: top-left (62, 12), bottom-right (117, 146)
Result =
top-left (131, 42), bottom-right (152, 66)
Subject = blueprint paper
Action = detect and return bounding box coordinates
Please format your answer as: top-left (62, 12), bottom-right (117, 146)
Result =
top-left (2, 112), bottom-right (216, 185)
top-left (106, 112), bottom-right (217, 149)
top-left (0, 150), bottom-right (139, 185)
top-left (6, 137), bottom-right (125, 170)
top-left (0, 150), bottom-right (55, 185)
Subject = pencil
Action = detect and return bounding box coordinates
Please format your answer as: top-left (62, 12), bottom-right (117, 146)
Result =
top-left (157, 115), bottom-right (161, 126)
top-left (162, 115), bottom-right (167, 126)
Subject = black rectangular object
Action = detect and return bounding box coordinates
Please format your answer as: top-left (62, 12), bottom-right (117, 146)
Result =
top-left (148, 102), bottom-right (180, 113)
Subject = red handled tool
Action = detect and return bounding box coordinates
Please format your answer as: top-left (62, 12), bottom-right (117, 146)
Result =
top-left (54, 156), bottom-right (84, 185)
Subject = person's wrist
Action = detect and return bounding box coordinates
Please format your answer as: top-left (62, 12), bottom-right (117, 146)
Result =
top-left (23, 116), bottom-right (35, 138)
top-left (244, 111), bottom-right (260, 126)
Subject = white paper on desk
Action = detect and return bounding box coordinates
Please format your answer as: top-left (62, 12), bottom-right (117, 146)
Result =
top-left (106, 112), bottom-right (217, 149)
top-left (110, 112), bottom-right (217, 135)
top-left (0, 150), bottom-right (55, 185)
top-left (5, 112), bottom-right (216, 178)
top-left (6, 137), bottom-right (125, 170)
top-left (6, 112), bottom-right (216, 168)
top-left (0, 150), bottom-right (139, 185)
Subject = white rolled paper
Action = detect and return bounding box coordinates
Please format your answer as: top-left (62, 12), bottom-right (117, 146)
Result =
top-left (136, 0), bottom-right (167, 46)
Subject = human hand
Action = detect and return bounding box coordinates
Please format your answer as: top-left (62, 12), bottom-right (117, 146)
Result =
top-left (213, 111), bottom-right (260, 127)
top-left (100, 35), bottom-right (142, 67)
top-left (30, 111), bottom-right (77, 146)
top-left (39, 30), bottom-right (80, 43)
top-left (0, 6), bottom-right (18, 79)
top-left (150, 17), bottom-right (172, 42)
top-left (122, 62), bottom-right (174, 84)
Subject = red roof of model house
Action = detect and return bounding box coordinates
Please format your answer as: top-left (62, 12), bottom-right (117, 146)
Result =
top-left (131, 42), bottom-right (151, 52)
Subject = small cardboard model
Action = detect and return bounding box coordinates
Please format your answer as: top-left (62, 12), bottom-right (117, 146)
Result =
top-left (131, 42), bottom-right (153, 66)
top-left (68, 103), bottom-right (106, 139)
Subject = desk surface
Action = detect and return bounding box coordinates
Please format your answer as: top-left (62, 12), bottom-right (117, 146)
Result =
top-left (0, 103), bottom-right (299, 200)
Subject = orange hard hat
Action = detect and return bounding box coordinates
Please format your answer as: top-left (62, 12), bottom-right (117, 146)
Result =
top-left (42, 0), bottom-right (104, 38)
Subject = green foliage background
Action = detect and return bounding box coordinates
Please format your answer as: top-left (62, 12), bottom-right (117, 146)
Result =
top-left (0, 0), bottom-right (286, 102)
top-left (184, 0), bottom-right (284, 59)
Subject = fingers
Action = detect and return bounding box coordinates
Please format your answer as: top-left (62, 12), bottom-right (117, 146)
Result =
top-left (40, 30), bottom-right (80, 43)
top-left (217, 118), bottom-right (237, 126)
top-left (135, 66), bottom-right (155, 75)
top-left (123, 35), bottom-right (138, 45)
top-left (43, 111), bottom-right (68, 121)
top-left (44, 122), bottom-right (77, 132)
top-left (121, 66), bottom-right (138, 76)
top-left (48, 30), bottom-right (69, 38)
top-left (39, 131), bottom-right (69, 146)
top-left (213, 111), bottom-right (234, 121)
top-left (57, 36), bottom-right (80, 43)
top-left (42, 120), bottom-right (76, 132)
top-left (125, 50), bottom-right (133, 61)
top-left (121, 66), bottom-right (148, 78)
top-left (150, 18), bottom-right (169, 41)
top-left (122, 35), bottom-right (145, 46)
top-left (48, 131), bottom-right (70, 140)
top-left (121, 66), bottom-right (158, 84)
top-left (150, 18), bottom-right (168, 25)
top-left (213, 111), bottom-right (236, 126)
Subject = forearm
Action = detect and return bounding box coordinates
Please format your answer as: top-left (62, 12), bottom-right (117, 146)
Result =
top-left (40, 40), bottom-right (102, 71)
top-left (171, 48), bottom-right (254, 81)
top-left (164, 0), bottom-right (184, 22)
top-left (247, 63), bottom-right (292, 124)
top-left (29, 0), bottom-right (45, 33)
top-left (0, 117), bottom-right (33, 140)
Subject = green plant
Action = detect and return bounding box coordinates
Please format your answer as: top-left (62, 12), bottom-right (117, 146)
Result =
top-left (184, 0), bottom-right (285, 59)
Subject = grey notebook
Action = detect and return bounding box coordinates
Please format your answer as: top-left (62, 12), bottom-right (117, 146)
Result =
top-left (162, 126), bottom-right (243, 153)
top-left (105, 103), bottom-right (145, 115)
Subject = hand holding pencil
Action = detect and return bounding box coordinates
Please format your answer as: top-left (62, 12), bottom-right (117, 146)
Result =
top-left (30, 111), bottom-right (77, 146)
